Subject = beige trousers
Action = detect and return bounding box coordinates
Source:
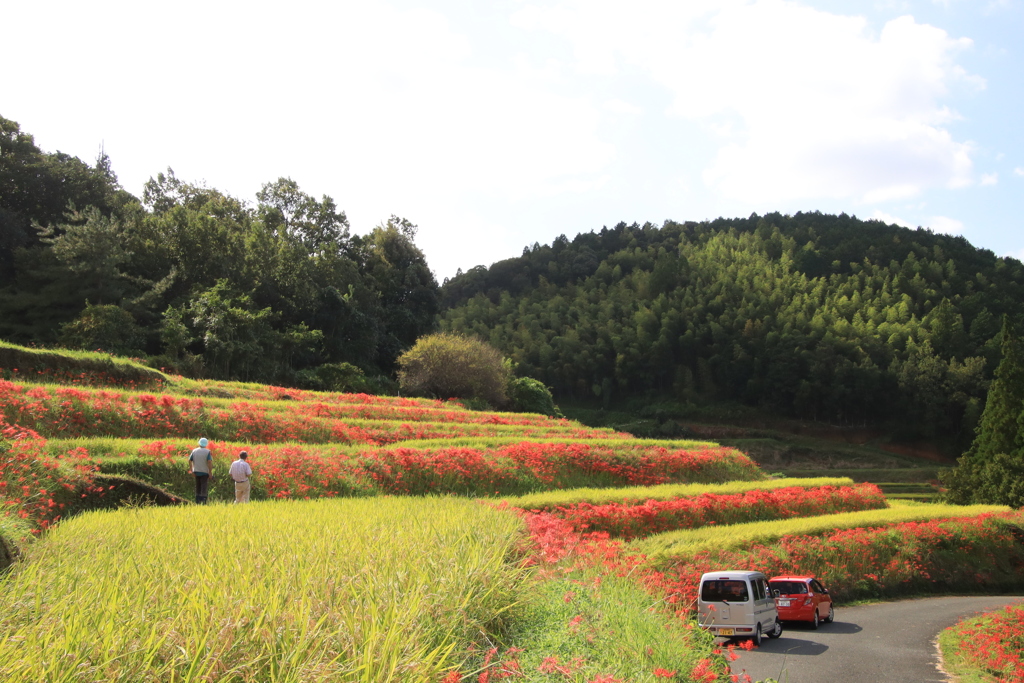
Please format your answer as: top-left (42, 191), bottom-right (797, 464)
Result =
top-left (234, 480), bottom-right (251, 504)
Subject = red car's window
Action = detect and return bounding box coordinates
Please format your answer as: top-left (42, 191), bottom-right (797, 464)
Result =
top-left (769, 581), bottom-right (808, 595)
top-left (701, 580), bottom-right (750, 602)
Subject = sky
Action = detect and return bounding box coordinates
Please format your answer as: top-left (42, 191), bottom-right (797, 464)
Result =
top-left (2, 0), bottom-right (1022, 281)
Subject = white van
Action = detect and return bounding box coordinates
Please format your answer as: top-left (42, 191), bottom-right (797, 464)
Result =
top-left (697, 570), bottom-right (783, 645)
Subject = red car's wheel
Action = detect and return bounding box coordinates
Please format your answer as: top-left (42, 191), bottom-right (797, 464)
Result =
top-left (824, 604), bottom-right (835, 623)
top-left (811, 611), bottom-right (820, 630)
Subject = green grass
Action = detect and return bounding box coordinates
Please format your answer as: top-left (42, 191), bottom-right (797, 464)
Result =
top-left (633, 501), bottom-right (1012, 561)
top-left (498, 564), bottom-right (724, 681)
top-left (0, 497), bottom-right (528, 682)
top-left (937, 626), bottom-right (998, 683)
top-left (0, 340), bottom-right (168, 386)
top-left (0, 509), bottom-right (31, 570)
top-left (777, 467), bottom-right (940, 482)
top-left (501, 476), bottom-right (856, 510)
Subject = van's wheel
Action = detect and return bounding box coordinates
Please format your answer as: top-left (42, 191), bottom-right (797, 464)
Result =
top-left (824, 605), bottom-right (835, 623)
top-left (768, 619), bottom-right (783, 639)
top-left (811, 611), bottom-right (820, 630)
top-left (752, 624), bottom-right (762, 646)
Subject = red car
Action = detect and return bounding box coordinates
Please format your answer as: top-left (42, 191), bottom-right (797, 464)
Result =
top-left (768, 575), bottom-right (834, 629)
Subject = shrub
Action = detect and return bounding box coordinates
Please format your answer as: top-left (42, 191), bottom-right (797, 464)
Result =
top-left (943, 452), bottom-right (1024, 509)
top-left (397, 333), bottom-right (509, 406)
top-left (59, 303), bottom-right (145, 357)
top-left (294, 362), bottom-right (373, 392)
top-left (507, 376), bottom-right (562, 417)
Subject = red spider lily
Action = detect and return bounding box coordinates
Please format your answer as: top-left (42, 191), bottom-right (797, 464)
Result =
top-left (944, 604), bottom-right (1024, 682)
top-left (0, 418), bottom-right (101, 531)
top-left (534, 484), bottom-right (886, 539)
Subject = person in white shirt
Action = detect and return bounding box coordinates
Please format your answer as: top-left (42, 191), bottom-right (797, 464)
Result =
top-left (229, 451), bottom-right (254, 504)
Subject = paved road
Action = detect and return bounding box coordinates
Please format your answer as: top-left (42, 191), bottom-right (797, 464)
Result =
top-left (728, 595), bottom-right (1024, 683)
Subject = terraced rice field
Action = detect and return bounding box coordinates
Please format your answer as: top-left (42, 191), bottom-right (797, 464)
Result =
top-left (2, 371), bottom-right (1022, 682)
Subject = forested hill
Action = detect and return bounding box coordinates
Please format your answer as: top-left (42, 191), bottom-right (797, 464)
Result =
top-left (440, 214), bottom-right (1024, 444)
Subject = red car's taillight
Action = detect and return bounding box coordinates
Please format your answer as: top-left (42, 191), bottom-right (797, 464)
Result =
top-left (803, 597), bottom-right (813, 606)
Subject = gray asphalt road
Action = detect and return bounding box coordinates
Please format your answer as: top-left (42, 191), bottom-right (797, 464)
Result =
top-left (728, 595), bottom-right (1024, 683)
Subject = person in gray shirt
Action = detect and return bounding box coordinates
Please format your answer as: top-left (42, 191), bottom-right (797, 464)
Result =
top-left (188, 437), bottom-right (213, 504)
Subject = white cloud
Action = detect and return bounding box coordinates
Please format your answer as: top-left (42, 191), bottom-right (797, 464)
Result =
top-left (515, 0), bottom-right (980, 205)
top-left (1016, 167), bottom-right (1024, 177)
top-left (980, 173), bottom-right (999, 186)
top-left (603, 99), bottom-right (644, 115)
top-left (927, 215), bottom-right (965, 235)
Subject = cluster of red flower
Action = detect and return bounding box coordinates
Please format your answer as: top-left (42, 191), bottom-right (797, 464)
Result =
top-left (635, 513), bottom-right (1024, 615)
top-left (538, 484), bottom-right (887, 539)
top-left (0, 420), bottom-right (102, 531)
top-left (161, 440), bottom-right (758, 498)
top-left (944, 603), bottom-right (1024, 682)
top-left (0, 381), bottom-right (614, 444)
top-left (293, 400), bottom-right (559, 426)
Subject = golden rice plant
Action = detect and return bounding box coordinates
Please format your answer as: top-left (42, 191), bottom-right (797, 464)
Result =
top-left (0, 496), bottom-right (528, 683)
top-left (502, 476), bottom-right (857, 509)
top-left (635, 501), bottom-right (1012, 560)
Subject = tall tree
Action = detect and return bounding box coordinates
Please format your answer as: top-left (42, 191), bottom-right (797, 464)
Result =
top-left (964, 317), bottom-right (1024, 461)
top-left (941, 317), bottom-right (1024, 506)
top-left (256, 177), bottom-right (350, 255)
top-left (358, 216), bottom-right (439, 366)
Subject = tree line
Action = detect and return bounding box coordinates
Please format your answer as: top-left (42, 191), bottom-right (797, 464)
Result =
top-left (5, 113), bottom-right (1024, 448)
top-left (1, 115), bottom-right (438, 389)
top-left (440, 214), bottom-right (1024, 446)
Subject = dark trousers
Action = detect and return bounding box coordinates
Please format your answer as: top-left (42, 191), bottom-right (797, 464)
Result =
top-left (194, 474), bottom-right (210, 504)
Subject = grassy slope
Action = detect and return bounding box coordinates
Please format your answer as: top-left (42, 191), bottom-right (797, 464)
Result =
top-left (0, 340), bottom-right (168, 387)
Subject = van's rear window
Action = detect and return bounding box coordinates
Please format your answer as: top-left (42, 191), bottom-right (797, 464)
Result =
top-left (701, 579), bottom-right (749, 602)
top-left (769, 581), bottom-right (809, 595)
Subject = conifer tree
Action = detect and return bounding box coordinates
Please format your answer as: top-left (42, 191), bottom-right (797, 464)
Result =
top-left (965, 317), bottom-right (1024, 460)
top-left (941, 317), bottom-right (1024, 507)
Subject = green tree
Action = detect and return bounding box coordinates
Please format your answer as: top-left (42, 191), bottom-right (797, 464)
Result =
top-left (358, 216), bottom-right (439, 366)
top-left (1, 116), bottom-right (128, 282)
top-left (397, 333), bottom-right (509, 406)
top-left (941, 317), bottom-right (1024, 506)
top-left (256, 177), bottom-right (350, 255)
top-left (964, 318), bottom-right (1024, 461)
top-left (40, 206), bottom-right (132, 306)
